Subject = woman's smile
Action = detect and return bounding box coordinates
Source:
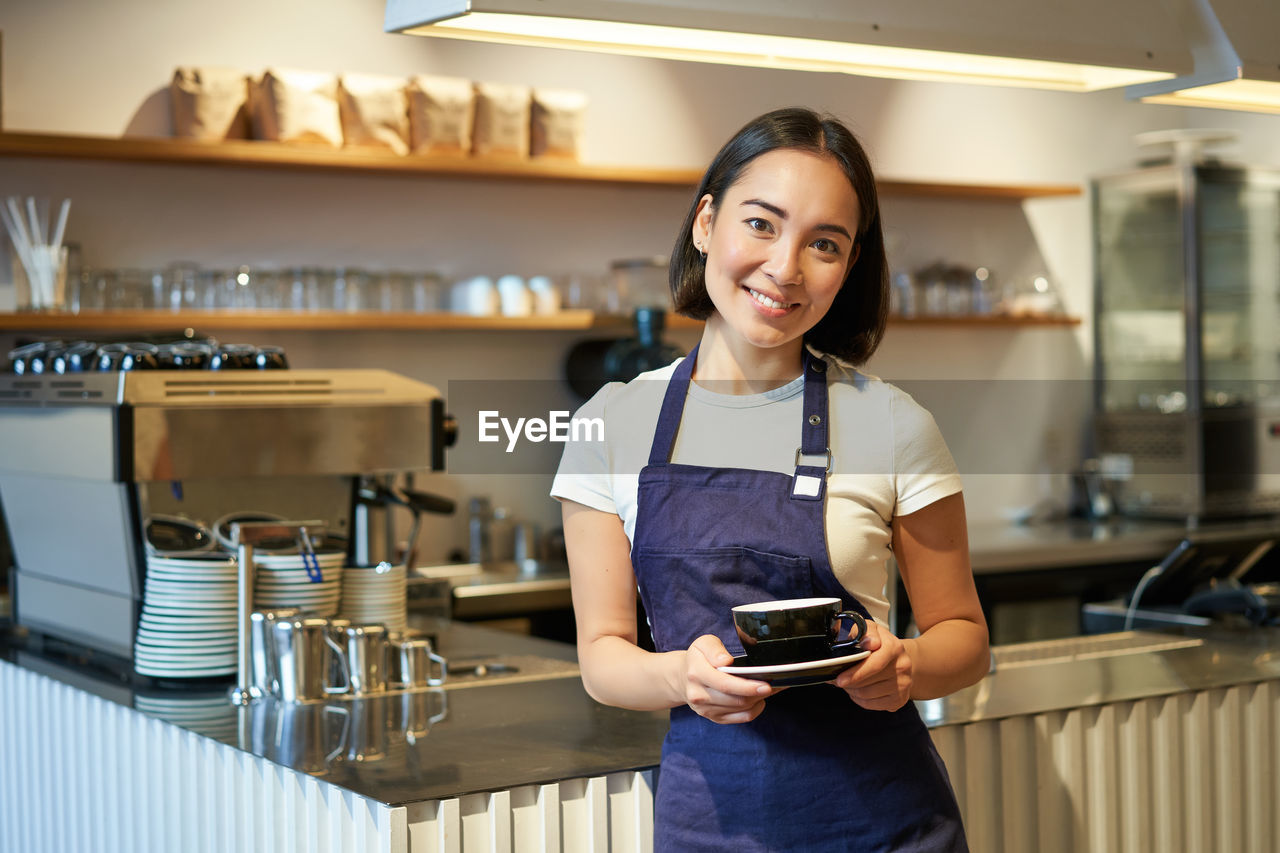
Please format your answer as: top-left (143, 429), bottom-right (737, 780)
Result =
top-left (744, 286), bottom-right (795, 314)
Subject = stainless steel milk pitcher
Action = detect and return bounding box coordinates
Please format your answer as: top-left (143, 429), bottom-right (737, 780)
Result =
top-left (249, 608), bottom-right (302, 698)
top-left (339, 622), bottom-right (390, 696)
top-left (272, 615), bottom-right (351, 702)
top-left (394, 635), bottom-right (447, 688)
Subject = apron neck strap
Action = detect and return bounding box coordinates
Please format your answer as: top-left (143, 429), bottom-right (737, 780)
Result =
top-left (646, 344), bottom-right (832, 466)
top-left (800, 348), bottom-right (830, 456)
top-left (647, 343), bottom-right (698, 466)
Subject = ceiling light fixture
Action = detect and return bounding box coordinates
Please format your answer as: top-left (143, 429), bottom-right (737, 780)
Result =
top-left (385, 0), bottom-right (1184, 93)
top-left (1127, 0), bottom-right (1280, 114)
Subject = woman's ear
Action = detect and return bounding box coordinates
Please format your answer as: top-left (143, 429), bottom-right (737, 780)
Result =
top-left (692, 193), bottom-right (715, 248)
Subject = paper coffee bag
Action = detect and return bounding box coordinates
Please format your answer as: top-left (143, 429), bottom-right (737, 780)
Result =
top-left (471, 81), bottom-right (532, 158)
top-left (406, 74), bottom-right (475, 155)
top-left (338, 72), bottom-right (410, 154)
top-left (531, 88), bottom-right (588, 159)
top-left (170, 66), bottom-right (251, 140)
top-left (250, 68), bottom-right (343, 147)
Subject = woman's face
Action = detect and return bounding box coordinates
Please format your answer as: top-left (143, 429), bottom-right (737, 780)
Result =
top-left (692, 148), bottom-right (860, 355)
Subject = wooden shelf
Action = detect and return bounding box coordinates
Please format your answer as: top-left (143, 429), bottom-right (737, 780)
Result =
top-left (665, 313), bottom-right (1080, 329)
top-left (666, 313), bottom-right (1079, 328)
top-left (875, 180), bottom-right (1079, 200)
top-left (0, 132), bottom-right (1081, 199)
top-left (0, 309), bottom-right (601, 334)
top-left (887, 313), bottom-right (1081, 327)
top-left (0, 309), bottom-right (1077, 335)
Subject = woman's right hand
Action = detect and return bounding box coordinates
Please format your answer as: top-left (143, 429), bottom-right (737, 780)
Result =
top-left (682, 634), bottom-right (775, 724)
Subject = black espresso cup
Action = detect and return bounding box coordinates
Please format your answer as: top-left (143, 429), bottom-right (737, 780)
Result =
top-left (732, 597), bottom-right (867, 666)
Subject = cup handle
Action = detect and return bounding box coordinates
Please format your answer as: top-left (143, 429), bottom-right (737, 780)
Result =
top-left (835, 611), bottom-right (868, 646)
top-left (323, 706), bottom-right (351, 765)
top-left (427, 648), bottom-right (447, 686)
top-left (428, 689), bottom-right (449, 725)
top-left (323, 633), bottom-right (351, 695)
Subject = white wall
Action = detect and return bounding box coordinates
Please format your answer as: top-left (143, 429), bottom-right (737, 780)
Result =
top-left (2, 0), bottom-right (1280, 556)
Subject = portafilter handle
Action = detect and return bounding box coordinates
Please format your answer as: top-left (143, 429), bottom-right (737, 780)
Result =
top-left (399, 488), bottom-right (456, 573)
top-left (228, 520), bottom-right (326, 706)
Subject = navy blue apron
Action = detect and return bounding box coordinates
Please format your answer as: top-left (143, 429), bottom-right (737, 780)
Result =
top-left (631, 346), bottom-right (967, 852)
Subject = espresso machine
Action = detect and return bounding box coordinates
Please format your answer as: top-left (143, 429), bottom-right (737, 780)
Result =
top-left (0, 368), bottom-right (454, 670)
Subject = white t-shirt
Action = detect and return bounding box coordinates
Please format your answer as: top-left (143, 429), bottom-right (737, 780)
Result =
top-left (550, 353), bottom-right (962, 623)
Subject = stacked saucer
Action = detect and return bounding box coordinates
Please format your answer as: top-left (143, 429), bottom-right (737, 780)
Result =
top-left (253, 551), bottom-right (345, 617)
top-left (341, 563), bottom-right (408, 634)
top-left (135, 554), bottom-right (239, 679)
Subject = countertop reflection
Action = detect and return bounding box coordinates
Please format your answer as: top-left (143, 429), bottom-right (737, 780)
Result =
top-left (3, 618), bottom-right (669, 807)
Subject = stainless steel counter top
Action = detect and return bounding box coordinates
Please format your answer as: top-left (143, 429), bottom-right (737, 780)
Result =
top-left (921, 626), bottom-right (1280, 726)
top-left (413, 560), bottom-right (572, 620)
top-left (967, 516), bottom-right (1280, 573)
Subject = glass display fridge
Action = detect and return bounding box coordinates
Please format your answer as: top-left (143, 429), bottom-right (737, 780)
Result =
top-left (1093, 160), bottom-right (1280, 519)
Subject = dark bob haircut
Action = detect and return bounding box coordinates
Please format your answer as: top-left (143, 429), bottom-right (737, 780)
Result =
top-left (669, 107), bottom-right (889, 366)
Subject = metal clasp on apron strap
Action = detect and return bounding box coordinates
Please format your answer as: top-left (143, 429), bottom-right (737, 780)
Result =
top-left (792, 447), bottom-right (832, 500)
top-left (793, 447), bottom-right (833, 471)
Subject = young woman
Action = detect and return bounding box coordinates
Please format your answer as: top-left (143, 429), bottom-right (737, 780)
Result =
top-left (551, 107), bottom-right (989, 851)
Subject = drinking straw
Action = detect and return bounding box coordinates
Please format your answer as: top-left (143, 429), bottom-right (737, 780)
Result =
top-left (50, 199), bottom-right (71, 251)
top-left (33, 213), bottom-right (47, 305)
top-left (0, 202), bottom-right (18, 252)
top-left (0, 201), bottom-right (36, 277)
top-left (5, 197), bottom-right (33, 256)
top-left (25, 196), bottom-right (46, 246)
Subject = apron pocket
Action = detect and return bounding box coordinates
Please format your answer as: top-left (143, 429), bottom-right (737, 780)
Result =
top-left (632, 545), bottom-right (816, 654)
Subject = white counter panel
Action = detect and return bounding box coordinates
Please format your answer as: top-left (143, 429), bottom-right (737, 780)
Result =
top-left (1, 660), bottom-right (401, 853)
top-left (931, 681), bottom-right (1280, 853)
top-left (0, 659), bottom-right (655, 853)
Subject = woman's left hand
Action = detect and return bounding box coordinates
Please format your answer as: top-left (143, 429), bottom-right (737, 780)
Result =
top-left (832, 621), bottom-right (913, 712)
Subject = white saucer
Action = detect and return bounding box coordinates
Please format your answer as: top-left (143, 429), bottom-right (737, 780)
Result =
top-left (140, 614), bottom-right (236, 628)
top-left (255, 582), bottom-right (340, 594)
top-left (147, 557), bottom-right (236, 571)
top-left (718, 650), bottom-right (870, 685)
top-left (135, 662), bottom-right (236, 678)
